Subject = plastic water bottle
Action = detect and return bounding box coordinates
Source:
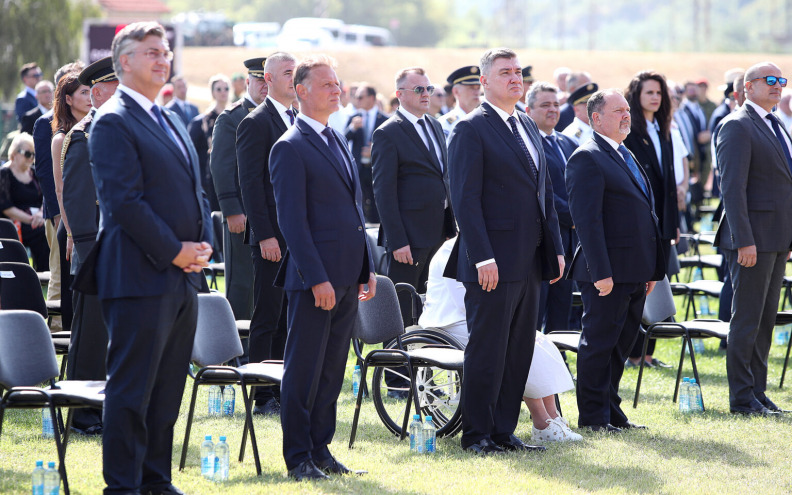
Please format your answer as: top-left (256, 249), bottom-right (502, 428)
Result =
top-left (352, 365), bottom-right (361, 399)
top-left (698, 295), bottom-right (710, 316)
top-left (214, 436), bottom-right (229, 482)
top-left (692, 266), bottom-right (703, 282)
top-left (41, 408), bottom-right (54, 438)
top-left (775, 325), bottom-right (791, 346)
top-left (689, 379), bottom-right (703, 413)
top-left (409, 414), bottom-right (423, 453)
top-left (208, 385), bottom-right (222, 416)
top-left (200, 435), bottom-right (215, 479)
top-left (423, 415), bottom-right (437, 454)
top-left (43, 462), bottom-right (59, 495)
top-left (222, 385), bottom-right (235, 416)
top-left (32, 460), bottom-right (45, 495)
top-left (679, 377), bottom-right (691, 413)
top-left (692, 339), bottom-right (705, 354)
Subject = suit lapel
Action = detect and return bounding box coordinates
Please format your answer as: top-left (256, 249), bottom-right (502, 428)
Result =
top-left (429, 117), bottom-right (448, 171)
top-left (481, 103), bottom-right (536, 182)
top-left (595, 133), bottom-right (650, 202)
top-left (265, 99), bottom-right (288, 134)
top-left (745, 105), bottom-right (791, 176)
top-left (396, 112), bottom-right (443, 175)
top-left (298, 119), bottom-right (354, 193)
top-left (518, 111), bottom-right (544, 183)
top-left (164, 110), bottom-right (200, 183)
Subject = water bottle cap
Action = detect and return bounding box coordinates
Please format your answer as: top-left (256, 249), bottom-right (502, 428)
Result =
top-left (426, 416), bottom-right (433, 421)
top-left (413, 414), bottom-right (421, 419)
top-left (36, 460), bottom-right (43, 466)
top-left (690, 379), bottom-right (696, 384)
top-left (220, 436), bottom-right (226, 441)
top-left (205, 435), bottom-right (212, 440)
top-left (48, 462), bottom-right (55, 468)
top-left (354, 365), bottom-right (360, 370)
top-left (683, 377), bottom-right (689, 382)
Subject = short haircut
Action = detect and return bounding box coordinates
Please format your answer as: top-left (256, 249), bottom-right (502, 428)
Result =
top-left (395, 67), bottom-right (425, 89)
top-left (20, 62), bottom-right (39, 80)
top-left (111, 22), bottom-right (167, 78)
top-left (526, 81), bottom-right (558, 109)
top-left (9, 132), bottom-right (34, 158)
top-left (358, 84), bottom-right (376, 98)
top-left (35, 80), bottom-right (54, 93)
top-left (587, 89), bottom-right (622, 123)
top-left (293, 54), bottom-right (337, 92)
top-left (263, 52), bottom-right (297, 74)
top-left (745, 61), bottom-right (780, 85)
top-left (480, 47), bottom-right (517, 77)
top-left (566, 72), bottom-right (591, 92)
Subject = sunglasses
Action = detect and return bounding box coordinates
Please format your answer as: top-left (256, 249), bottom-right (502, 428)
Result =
top-left (398, 85), bottom-right (436, 95)
top-left (19, 150), bottom-right (35, 159)
top-left (751, 75), bottom-right (788, 87)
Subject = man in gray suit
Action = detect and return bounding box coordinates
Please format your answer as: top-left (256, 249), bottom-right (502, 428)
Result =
top-left (715, 61), bottom-right (792, 416)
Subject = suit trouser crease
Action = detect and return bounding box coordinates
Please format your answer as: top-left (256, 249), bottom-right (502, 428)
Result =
top-left (68, 290), bottom-right (108, 428)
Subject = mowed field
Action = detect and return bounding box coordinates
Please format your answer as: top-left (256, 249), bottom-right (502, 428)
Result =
top-left (181, 45), bottom-right (792, 106)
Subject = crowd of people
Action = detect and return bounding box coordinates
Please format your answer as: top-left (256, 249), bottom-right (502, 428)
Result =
top-left (3, 19), bottom-right (791, 493)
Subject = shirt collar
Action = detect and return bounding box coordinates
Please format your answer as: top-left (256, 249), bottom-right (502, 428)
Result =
top-left (118, 84), bottom-right (156, 110)
top-left (744, 98), bottom-right (770, 119)
top-left (399, 108), bottom-right (424, 125)
top-left (595, 132), bottom-right (621, 151)
top-left (297, 112), bottom-right (327, 135)
top-left (538, 128), bottom-right (555, 139)
top-left (266, 95), bottom-right (290, 115)
top-left (26, 86), bottom-right (36, 98)
top-left (483, 99), bottom-right (516, 123)
top-left (646, 118), bottom-right (659, 132)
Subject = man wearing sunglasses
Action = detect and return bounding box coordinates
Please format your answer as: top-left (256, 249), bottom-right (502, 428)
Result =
top-left (715, 62), bottom-right (792, 416)
top-left (15, 62), bottom-right (42, 124)
top-left (372, 67), bottom-right (457, 330)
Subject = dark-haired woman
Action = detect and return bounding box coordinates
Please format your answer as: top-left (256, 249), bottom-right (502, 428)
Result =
top-left (624, 71), bottom-right (680, 369)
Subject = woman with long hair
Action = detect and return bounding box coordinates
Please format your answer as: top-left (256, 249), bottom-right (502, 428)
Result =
top-left (50, 71), bottom-right (91, 262)
top-left (188, 73), bottom-right (230, 212)
top-left (623, 70), bottom-right (680, 368)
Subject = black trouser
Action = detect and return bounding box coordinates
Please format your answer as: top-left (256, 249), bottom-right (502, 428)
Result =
top-left (67, 290), bottom-right (107, 429)
top-left (56, 221), bottom-right (73, 330)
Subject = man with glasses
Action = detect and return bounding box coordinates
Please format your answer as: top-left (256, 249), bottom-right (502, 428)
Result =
top-left (19, 80), bottom-right (54, 135)
top-left (716, 62), bottom-right (792, 416)
top-left (372, 67), bottom-right (457, 327)
top-left (15, 62), bottom-right (42, 123)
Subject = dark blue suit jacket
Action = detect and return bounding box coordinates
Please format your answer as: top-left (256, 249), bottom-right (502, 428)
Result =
top-left (88, 90), bottom-right (212, 299)
top-left (555, 103), bottom-right (574, 131)
top-left (15, 89), bottom-right (37, 123)
top-left (565, 133), bottom-right (665, 284)
top-left (269, 118), bottom-right (373, 291)
top-left (446, 102), bottom-right (564, 284)
top-left (32, 111), bottom-right (59, 219)
top-left (541, 132), bottom-right (577, 230)
top-left (166, 99), bottom-right (199, 126)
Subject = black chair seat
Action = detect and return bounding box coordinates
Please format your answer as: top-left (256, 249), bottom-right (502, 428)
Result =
top-left (546, 331), bottom-right (581, 353)
top-left (776, 311), bottom-right (792, 327)
top-left (47, 381), bottom-right (106, 408)
top-left (46, 299), bottom-right (62, 315)
top-left (37, 271), bottom-right (51, 286)
top-left (408, 347), bottom-right (464, 369)
top-left (685, 280), bottom-right (724, 297)
top-left (237, 362), bottom-right (284, 383)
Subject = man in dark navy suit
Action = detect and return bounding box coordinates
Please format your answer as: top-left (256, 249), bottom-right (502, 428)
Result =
top-left (447, 48), bottom-right (565, 455)
top-left (269, 55), bottom-right (375, 481)
top-left (345, 84), bottom-right (388, 223)
top-left (15, 62), bottom-right (41, 124)
top-left (236, 52), bottom-right (297, 416)
top-left (87, 22), bottom-right (212, 495)
top-left (525, 82), bottom-right (578, 333)
top-left (566, 89), bottom-right (665, 433)
top-left (165, 75), bottom-right (199, 125)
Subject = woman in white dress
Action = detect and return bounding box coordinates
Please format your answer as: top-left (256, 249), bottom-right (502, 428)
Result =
top-left (418, 239), bottom-right (582, 442)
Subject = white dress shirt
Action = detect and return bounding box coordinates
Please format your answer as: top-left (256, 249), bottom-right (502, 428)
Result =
top-left (266, 95), bottom-right (294, 129)
top-left (297, 113), bottom-right (354, 180)
top-left (117, 84), bottom-right (188, 161)
top-left (399, 108), bottom-right (443, 168)
top-left (745, 98), bottom-right (792, 154)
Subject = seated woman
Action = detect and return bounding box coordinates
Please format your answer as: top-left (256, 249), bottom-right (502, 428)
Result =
top-left (418, 239), bottom-right (581, 443)
top-left (0, 132), bottom-right (49, 271)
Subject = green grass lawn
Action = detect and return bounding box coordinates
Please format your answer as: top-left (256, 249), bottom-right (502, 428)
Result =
top-left (4, 263), bottom-right (792, 494)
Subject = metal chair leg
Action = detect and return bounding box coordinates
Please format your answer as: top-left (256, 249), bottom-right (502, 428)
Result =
top-left (239, 381), bottom-right (261, 476)
top-left (179, 380), bottom-right (200, 471)
top-left (686, 333), bottom-right (705, 411)
top-left (673, 336), bottom-right (687, 403)
top-left (780, 332), bottom-right (792, 388)
top-left (633, 330), bottom-right (652, 408)
top-left (349, 362), bottom-right (371, 448)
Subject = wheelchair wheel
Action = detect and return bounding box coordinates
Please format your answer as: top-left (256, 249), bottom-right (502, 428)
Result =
top-left (371, 329), bottom-right (464, 438)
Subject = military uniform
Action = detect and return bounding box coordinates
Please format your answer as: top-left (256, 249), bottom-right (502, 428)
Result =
top-left (561, 83), bottom-right (598, 146)
top-left (209, 58), bottom-right (263, 320)
top-left (440, 65), bottom-right (481, 140)
top-left (440, 105), bottom-right (468, 139)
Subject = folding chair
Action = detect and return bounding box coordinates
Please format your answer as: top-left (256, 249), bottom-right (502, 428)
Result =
top-left (0, 310), bottom-right (105, 495)
top-left (178, 293), bottom-right (283, 476)
top-left (349, 275), bottom-right (464, 448)
top-left (0, 237), bottom-right (29, 263)
top-left (0, 218), bottom-right (19, 240)
top-left (775, 311), bottom-right (792, 388)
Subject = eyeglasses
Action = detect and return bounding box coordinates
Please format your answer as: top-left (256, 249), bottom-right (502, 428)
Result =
top-left (26, 72), bottom-right (43, 79)
top-left (751, 75), bottom-right (788, 87)
top-left (131, 49), bottom-right (174, 62)
top-left (214, 87), bottom-right (229, 92)
top-left (398, 85), bottom-right (436, 95)
top-left (19, 150), bottom-right (35, 159)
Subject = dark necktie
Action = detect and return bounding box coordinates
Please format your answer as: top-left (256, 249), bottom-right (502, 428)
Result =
top-left (766, 114), bottom-right (792, 175)
top-left (543, 134), bottom-right (566, 167)
top-left (286, 108), bottom-right (295, 125)
top-left (507, 116), bottom-right (538, 182)
top-left (508, 115), bottom-right (542, 245)
top-left (321, 127), bottom-right (352, 185)
top-left (417, 118), bottom-right (441, 170)
top-left (617, 144), bottom-right (649, 196)
top-left (151, 105), bottom-right (187, 161)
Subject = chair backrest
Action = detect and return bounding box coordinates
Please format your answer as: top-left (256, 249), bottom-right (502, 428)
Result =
top-left (642, 276), bottom-right (677, 325)
top-left (0, 310), bottom-right (59, 390)
top-left (0, 218), bottom-right (19, 241)
top-left (0, 262), bottom-right (48, 318)
top-left (191, 293), bottom-right (244, 367)
top-left (353, 274), bottom-right (404, 345)
top-left (0, 238), bottom-right (30, 264)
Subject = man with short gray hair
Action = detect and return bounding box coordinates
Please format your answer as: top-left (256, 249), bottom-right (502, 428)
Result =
top-left (448, 47), bottom-right (564, 454)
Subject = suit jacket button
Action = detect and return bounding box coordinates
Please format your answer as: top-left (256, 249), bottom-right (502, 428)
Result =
top-left (358, 226), bottom-right (363, 231)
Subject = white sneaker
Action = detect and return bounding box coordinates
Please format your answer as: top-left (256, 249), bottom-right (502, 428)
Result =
top-left (531, 418), bottom-right (568, 443)
top-left (551, 417), bottom-right (583, 441)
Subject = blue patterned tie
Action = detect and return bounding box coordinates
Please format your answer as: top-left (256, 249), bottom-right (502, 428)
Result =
top-left (322, 127), bottom-right (353, 186)
top-left (151, 105), bottom-right (181, 148)
top-left (617, 144), bottom-right (648, 196)
top-left (766, 114), bottom-right (792, 175)
top-left (286, 108), bottom-right (295, 125)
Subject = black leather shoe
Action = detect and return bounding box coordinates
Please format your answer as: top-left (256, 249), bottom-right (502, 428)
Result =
top-left (758, 396), bottom-right (788, 413)
top-left (585, 424), bottom-right (622, 433)
top-left (612, 421), bottom-right (647, 430)
top-left (495, 434), bottom-right (546, 452)
top-left (253, 398), bottom-right (280, 416)
top-left (143, 484), bottom-right (186, 495)
top-left (71, 423), bottom-right (103, 436)
top-left (287, 460), bottom-right (330, 481)
top-left (730, 398), bottom-right (779, 416)
top-left (462, 438), bottom-right (505, 455)
top-left (315, 456), bottom-right (367, 475)
top-left (650, 358), bottom-right (672, 369)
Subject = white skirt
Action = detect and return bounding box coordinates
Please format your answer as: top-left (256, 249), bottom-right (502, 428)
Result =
top-left (523, 331), bottom-right (575, 399)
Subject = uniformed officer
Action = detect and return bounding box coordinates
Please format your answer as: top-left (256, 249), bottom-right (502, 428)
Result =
top-left (561, 82), bottom-right (598, 145)
top-left (440, 65), bottom-right (482, 140)
top-left (210, 57), bottom-right (269, 321)
top-left (60, 56), bottom-right (119, 435)
top-left (516, 65), bottom-right (534, 113)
